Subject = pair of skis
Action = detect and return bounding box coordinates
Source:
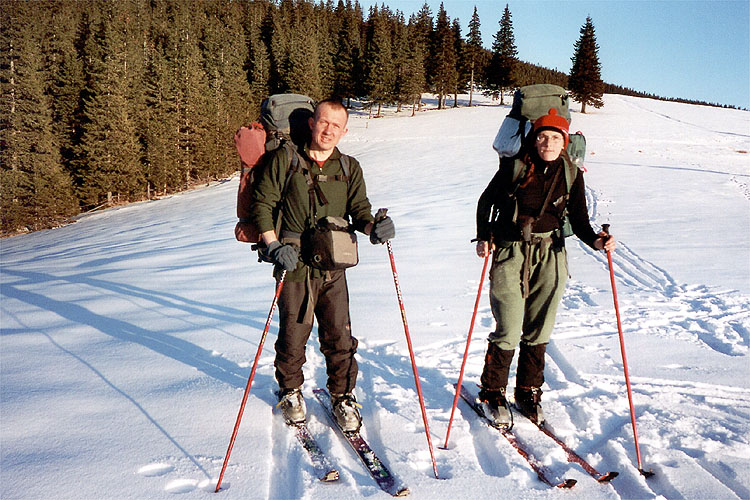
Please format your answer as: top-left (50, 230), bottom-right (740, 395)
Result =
top-left (458, 384), bottom-right (618, 488)
top-left (287, 388), bottom-right (409, 497)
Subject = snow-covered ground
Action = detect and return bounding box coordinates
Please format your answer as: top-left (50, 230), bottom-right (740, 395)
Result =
top-left (1, 93), bottom-right (749, 499)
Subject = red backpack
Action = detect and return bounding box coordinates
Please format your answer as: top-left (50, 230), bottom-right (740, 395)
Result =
top-left (234, 123), bottom-right (267, 243)
top-left (233, 94), bottom-right (316, 243)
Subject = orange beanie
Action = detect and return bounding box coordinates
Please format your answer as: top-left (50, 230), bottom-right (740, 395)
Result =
top-left (533, 108), bottom-right (569, 147)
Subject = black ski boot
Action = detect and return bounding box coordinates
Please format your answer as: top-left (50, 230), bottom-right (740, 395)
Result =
top-left (515, 342), bottom-right (547, 425)
top-left (478, 387), bottom-right (513, 428)
top-left (514, 386), bottom-right (544, 425)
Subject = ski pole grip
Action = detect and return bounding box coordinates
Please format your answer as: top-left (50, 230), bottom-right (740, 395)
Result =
top-left (374, 207), bottom-right (388, 222)
top-left (602, 223), bottom-right (610, 235)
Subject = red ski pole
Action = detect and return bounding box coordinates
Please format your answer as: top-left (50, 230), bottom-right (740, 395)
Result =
top-left (601, 225), bottom-right (653, 477)
top-left (215, 270), bottom-right (287, 492)
top-left (442, 251), bottom-right (490, 449)
top-left (377, 209), bottom-right (439, 479)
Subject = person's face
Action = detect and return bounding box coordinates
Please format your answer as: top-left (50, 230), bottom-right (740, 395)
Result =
top-left (309, 103), bottom-right (348, 152)
top-left (535, 130), bottom-right (565, 162)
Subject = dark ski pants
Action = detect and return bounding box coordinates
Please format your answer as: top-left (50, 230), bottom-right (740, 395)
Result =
top-left (274, 270), bottom-right (358, 395)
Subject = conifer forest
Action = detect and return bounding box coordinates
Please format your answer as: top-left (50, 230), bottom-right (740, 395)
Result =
top-left (0, 0), bottom-right (715, 235)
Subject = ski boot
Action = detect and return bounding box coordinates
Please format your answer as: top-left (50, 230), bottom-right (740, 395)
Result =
top-left (331, 392), bottom-right (362, 432)
top-left (278, 387), bottom-right (306, 424)
top-left (514, 386), bottom-right (545, 426)
top-left (478, 387), bottom-right (513, 429)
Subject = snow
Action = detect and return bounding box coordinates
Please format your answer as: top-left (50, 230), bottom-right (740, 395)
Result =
top-left (1, 93), bottom-right (749, 499)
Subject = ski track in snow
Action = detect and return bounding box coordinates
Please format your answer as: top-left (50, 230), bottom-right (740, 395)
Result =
top-left (412, 177), bottom-right (750, 498)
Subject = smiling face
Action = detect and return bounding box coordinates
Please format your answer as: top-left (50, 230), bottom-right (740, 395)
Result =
top-left (535, 129), bottom-right (566, 162)
top-left (309, 101), bottom-right (348, 154)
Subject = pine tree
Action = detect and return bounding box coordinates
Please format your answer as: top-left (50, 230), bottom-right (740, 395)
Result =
top-left (485, 4), bottom-right (517, 104)
top-left (569, 16), bottom-right (604, 113)
top-left (465, 7), bottom-right (483, 106)
top-left (430, 3), bottom-right (457, 110)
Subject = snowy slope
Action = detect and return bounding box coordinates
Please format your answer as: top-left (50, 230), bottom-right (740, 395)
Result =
top-left (1, 94), bottom-right (749, 500)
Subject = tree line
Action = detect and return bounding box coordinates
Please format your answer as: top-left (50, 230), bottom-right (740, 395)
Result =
top-left (0, 0), bottom-right (726, 235)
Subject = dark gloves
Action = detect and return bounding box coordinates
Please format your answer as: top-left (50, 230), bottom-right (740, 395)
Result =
top-left (266, 240), bottom-right (299, 271)
top-left (370, 216), bottom-right (395, 244)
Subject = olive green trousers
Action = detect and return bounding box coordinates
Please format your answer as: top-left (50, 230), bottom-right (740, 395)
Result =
top-left (488, 237), bottom-right (568, 350)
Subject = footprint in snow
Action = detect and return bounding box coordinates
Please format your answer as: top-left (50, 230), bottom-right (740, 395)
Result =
top-left (137, 463), bottom-right (174, 477)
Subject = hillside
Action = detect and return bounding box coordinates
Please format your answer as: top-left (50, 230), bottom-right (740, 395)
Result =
top-left (1, 93), bottom-right (749, 499)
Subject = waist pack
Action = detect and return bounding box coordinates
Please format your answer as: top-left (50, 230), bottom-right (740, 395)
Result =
top-left (301, 216), bottom-right (359, 270)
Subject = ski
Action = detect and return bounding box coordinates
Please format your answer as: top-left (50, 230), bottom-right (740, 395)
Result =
top-left (512, 406), bottom-right (619, 483)
top-left (289, 420), bottom-right (340, 482)
top-left (458, 384), bottom-right (577, 489)
top-left (313, 388), bottom-right (410, 497)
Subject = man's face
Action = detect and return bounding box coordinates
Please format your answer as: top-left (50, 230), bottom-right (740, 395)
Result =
top-left (309, 103), bottom-right (348, 153)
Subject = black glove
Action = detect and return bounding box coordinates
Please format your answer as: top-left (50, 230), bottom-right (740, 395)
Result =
top-left (370, 216), bottom-right (395, 244)
top-left (266, 241), bottom-right (299, 271)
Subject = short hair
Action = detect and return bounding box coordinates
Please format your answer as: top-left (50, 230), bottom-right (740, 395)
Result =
top-left (314, 97), bottom-right (348, 122)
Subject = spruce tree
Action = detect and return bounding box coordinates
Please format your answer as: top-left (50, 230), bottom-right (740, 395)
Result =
top-left (451, 18), bottom-right (465, 107)
top-left (485, 4), bottom-right (517, 104)
top-left (172, 0), bottom-right (212, 188)
top-left (201, 0), bottom-right (253, 180)
top-left (246, 2), bottom-right (271, 104)
top-left (1, 2), bottom-right (77, 232)
top-left (363, 6), bottom-right (395, 116)
top-left (465, 7), bottom-right (483, 106)
top-left (43, 1), bottom-right (85, 182)
top-left (569, 16), bottom-right (604, 113)
top-left (332, 0), bottom-right (361, 103)
top-left (412, 3), bottom-right (433, 111)
top-left (75, 2), bottom-right (143, 206)
top-left (430, 3), bottom-right (457, 110)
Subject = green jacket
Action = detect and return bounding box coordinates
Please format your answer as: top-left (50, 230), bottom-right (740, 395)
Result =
top-left (250, 144), bottom-right (374, 281)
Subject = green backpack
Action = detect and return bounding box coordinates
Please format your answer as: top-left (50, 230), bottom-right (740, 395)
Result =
top-left (493, 84), bottom-right (586, 169)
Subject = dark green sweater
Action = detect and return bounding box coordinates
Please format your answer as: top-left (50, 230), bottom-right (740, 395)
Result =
top-left (250, 144), bottom-right (374, 281)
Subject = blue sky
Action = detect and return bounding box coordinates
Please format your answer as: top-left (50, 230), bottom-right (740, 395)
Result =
top-left (357, 0), bottom-right (750, 109)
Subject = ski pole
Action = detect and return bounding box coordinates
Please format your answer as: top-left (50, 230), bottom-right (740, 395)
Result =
top-left (215, 270), bottom-right (287, 492)
top-left (376, 208), bottom-right (440, 479)
top-left (442, 251), bottom-right (490, 449)
top-left (601, 225), bottom-right (653, 478)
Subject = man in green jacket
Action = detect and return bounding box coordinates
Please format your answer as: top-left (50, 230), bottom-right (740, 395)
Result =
top-left (250, 98), bottom-right (395, 432)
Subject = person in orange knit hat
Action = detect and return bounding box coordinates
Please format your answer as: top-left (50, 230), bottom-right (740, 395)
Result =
top-left (474, 107), bottom-right (615, 427)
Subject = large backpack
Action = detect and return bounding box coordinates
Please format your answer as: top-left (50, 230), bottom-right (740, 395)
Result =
top-left (492, 84), bottom-right (586, 169)
top-left (233, 94), bottom-right (315, 243)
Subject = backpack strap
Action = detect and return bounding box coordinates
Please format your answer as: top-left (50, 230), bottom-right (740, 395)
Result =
top-left (273, 141), bottom-right (304, 238)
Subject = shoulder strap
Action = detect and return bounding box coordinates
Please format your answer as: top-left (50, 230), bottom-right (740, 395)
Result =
top-left (340, 154), bottom-right (351, 179)
top-left (563, 156), bottom-right (578, 191)
top-left (273, 141), bottom-right (303, 237)
top-left (507, 157), bottom-right (527, 194)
